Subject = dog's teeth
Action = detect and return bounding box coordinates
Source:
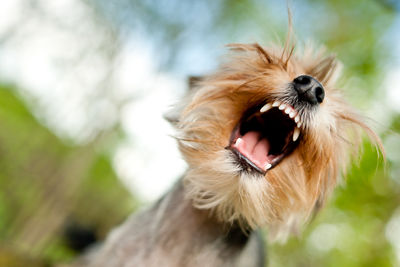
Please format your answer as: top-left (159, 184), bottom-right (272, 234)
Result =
top-left (284, 107), bottom-right (291, 114)
top-left (293, 128), bottom-right (300, 142)
top-left (289, 111), bottom-right (296, 118)
top-left (279, 104), bottom-right (286, 110)
top-left (297, 121), bottom-right (302, 128)
top-left (294, 115), bottom-right (300, 123)
top-left (235, 138), bottom-right (242, 146)
top-left (265, 163), bottom-right (272, 170)
top-left (260, 103), bottom-right (272, 113)
top-left (272, 101), bottom-right (280, 107)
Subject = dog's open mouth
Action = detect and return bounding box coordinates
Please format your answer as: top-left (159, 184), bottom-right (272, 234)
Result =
top-left (228, 101), bottom-right (302, 174)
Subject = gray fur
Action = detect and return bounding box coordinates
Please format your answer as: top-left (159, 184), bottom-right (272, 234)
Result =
top-left (69, 181), bottom-right (265, 267)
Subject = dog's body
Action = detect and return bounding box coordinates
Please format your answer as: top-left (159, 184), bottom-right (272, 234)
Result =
top-left (74, 181), bottom-right (264, 267)
top-left (69, 38), bottom-right (381, 267)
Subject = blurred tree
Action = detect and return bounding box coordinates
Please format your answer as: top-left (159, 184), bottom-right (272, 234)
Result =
top-left (0, 85), bottom-right (137, 264)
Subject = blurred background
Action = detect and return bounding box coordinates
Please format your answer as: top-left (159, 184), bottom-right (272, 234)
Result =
top-left (0, 0), bottom-right (399, 266)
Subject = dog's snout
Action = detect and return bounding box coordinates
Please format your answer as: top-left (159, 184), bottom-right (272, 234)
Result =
top-left (292, 75), bottom-right (325, 105)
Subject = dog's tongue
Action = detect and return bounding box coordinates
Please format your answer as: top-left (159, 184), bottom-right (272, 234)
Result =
top-left (233, 131), bottom-right (270, 170)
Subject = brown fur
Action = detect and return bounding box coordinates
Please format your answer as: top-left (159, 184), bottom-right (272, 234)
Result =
top-left (67, 38), bottom-right (382, 266)
top-left (176, 42), bottom-right (381, 240)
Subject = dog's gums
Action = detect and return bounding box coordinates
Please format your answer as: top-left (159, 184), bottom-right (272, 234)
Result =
top-left (228, 100), bottom-right (301, 174)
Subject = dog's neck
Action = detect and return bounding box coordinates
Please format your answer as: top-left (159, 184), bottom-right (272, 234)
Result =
top-left (142, 180), bottom-right (263, 266)
top-left (80, 179), bottom-right (265, 267)
top-left (153, 180), bottom-right (249, 248)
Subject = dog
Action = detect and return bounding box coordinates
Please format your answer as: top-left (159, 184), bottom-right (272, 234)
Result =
top-left (69, 34), bottom-right (382, 267)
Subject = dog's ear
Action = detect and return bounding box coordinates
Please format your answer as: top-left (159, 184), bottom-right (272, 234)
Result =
top-left (164, 76), bottom-right (203, 126)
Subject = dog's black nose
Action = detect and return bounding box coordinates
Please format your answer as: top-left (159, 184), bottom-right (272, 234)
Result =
top-left (292, 75), bottom-right (325, 105)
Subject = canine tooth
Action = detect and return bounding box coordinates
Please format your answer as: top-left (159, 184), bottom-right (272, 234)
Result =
top-left (260, 103), bottom-right (272, 113)
top-left (272, 101), bottom-right (280, 107)
top-left (289, 111), bottom-right (296, 118)
top-left (284, 107), bottom-right (291, 114)
top-left (293, 128), bottom-right (300, 142)
top-left (279, 104), bottom-right (286, 110)
top-left (294, 115), bottom-right (300, 123)
top-left (297, 121), bottom-right (302, 128)
top-left (265, 163), bottom-right (272, 170)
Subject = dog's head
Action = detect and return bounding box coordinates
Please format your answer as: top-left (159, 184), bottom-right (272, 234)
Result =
top-left (168, 42), bottom-right (381, 240)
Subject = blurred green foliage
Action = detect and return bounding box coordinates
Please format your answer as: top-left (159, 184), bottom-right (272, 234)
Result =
top-left (0, 0), bottom-right (399, 266)
top-left (268, 141), bottom-right (397, 267)
top-left (0, 85), bottom-right (137, 265)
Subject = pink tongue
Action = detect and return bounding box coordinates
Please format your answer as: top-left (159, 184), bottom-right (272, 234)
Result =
top-left (233, 131), bottom-right (270, 170)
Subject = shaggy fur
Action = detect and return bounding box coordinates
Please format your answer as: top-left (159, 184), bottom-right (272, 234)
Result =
top-left (177, 42), bottom-right (381, 240)
top-left (67, 37), bottom-right (382, 267)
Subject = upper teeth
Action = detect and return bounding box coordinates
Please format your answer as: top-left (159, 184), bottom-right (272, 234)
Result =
top-left (293, 128), bottom-right (300, 142)
top-left (259, 100), bottom-right (302, 140)
top-left (272, 101), bottom-right (280, 107)
top-left (260, 103), bottom-right (272, 113)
